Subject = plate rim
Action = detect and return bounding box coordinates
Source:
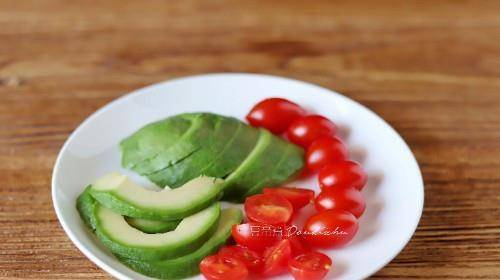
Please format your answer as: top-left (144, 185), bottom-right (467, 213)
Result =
top-left (52, 72), bottom-right (424, 280)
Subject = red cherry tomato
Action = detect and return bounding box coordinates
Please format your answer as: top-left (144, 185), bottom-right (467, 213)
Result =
top-left (287, 235), bottom-right (309, 256)
top-left (261, 239), bottom-right (292, 276)
top-left (314, 188), bottom-right (366, 218)
top-left (288, 252), bottom-right (332, 280)
top-left (231, 223), bottom-right (280, 252)
top-left (318, 160), bottom-right (367, 191)
top-left (263, 187), bottom-right (315, 211)
top-left (302, 209), bottom-right (358, 248)
top-left (306, 136), bottom-right (348, 172)
top-left (286, 115), bottom-right (337, 148)
top-left (218, 246), bottom-right (262, 273)
top-left (200, 254), bottom-right (248, 280)
top-left (246, 98), bottom-right (306, 134)
top-left (244, 193), bottom-right (294, 225)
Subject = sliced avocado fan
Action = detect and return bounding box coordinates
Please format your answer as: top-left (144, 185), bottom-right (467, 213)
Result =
top-left (120, 112), bottom-right (304, 201)
top-left (77, 188), bottom-right (221, 261)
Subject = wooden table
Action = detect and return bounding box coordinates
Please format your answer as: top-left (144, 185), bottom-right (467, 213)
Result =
top-left (1, 1), bottom-right (499, 279)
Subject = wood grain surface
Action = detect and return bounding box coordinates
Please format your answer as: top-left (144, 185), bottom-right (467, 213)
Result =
top-left (1, 0), bottom-right (500, 279)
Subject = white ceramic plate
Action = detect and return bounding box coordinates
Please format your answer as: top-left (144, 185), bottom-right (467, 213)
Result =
top-left (52, 73), bottom-right (424, 280)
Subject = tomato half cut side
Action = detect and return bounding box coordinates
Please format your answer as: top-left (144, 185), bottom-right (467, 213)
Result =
top-left (246, 97), bottom-right (306, 134)
top-left (287, 235), bottom-right (309, 256)
top-left (200, 254), bottom-right (248, 280)
top-left (261, 239), bottom-right (292, 276)
top-left (218, 245), bottom-right (262, 273)
top-left (288, 251), bottom-right (332, 280)
top-left (231, 223), bottom-right (280, 252)
top-left (263, 187), bottom-right (315, 211)
top-left (244, 193), bottom-right (294, 225)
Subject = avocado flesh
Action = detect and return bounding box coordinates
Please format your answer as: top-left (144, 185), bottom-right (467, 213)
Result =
top-left (88, 173), bottom-right (223, 220)
top-left (119, 208), bottom-right (243, 279)
top-left (95, 203), bottom-right (220, 261)
top-left (76, 190), bottom-right (222, 261)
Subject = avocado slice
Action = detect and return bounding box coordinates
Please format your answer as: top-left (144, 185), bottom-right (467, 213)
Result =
top-left (221, 129), bottom-right (303, 201)
top-left (119, 208), bottom-right (243, 279)
top-left (131, 113), bottom-right (220, 176)
top-left (243, 142), bottom-right (304, 197)
top-left (88, 173), bottom-right (223, 220)
top-left (76, 186), bottom-right (98, 230)
top-left (200, 121), bottom-right (260, 179)
top-left (146, 115), bottom-right (240, 188)
top-left (79, 186), bottom-right (181, 234)
top-left (125, 217), bottom-right (180, 234)
top-left (120, 115), bottom-right (193, 169)
top-left (94, 203), bottom-right (221, 261)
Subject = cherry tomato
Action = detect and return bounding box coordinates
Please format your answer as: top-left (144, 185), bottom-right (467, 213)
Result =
top-left (306, 136), bottom-right (348, 172)
top-left (318, 160), bottom-right (367, 191)
top-left (302, 209), bottom-right (358, 248)
top-left (263, 187), bottom-right (315, 211)
top-left (287, 235), bottom-right (309, 256)
top-left (231, 223), bottom-right (280, 252)
top-left (314, 188), bottom-right (366, 218)
top-left (288, 252), bottom-right (332, 280)
top-left (246, 98), bottom-right (306, 134)
top-left (286, 115), bottom-right (337, 148)
top-left (245, 193), bottom-right (294, 225)
top-left (218, 246), bottom-right (262, 273)
top-left (200, 254), bottom-right (248, 280)
top-left (261, 239), bottom-right (292, 276)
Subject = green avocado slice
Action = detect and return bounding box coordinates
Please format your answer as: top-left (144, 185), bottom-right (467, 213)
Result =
top-left (119, 208), bottom-right (243, 279)
top-left (243, 142), bottom-right (304, 197)
top-left (200, 121), bottom-right (260, 179)
top-left (78, 188), bottom-right (181, 234)
top-left (131, 113), bottom-right (220, 176)
top-left (220, 129), bottom-right (280, 200)
top-left (145, 115), bottom-right (240, 188)
top-left (120, 115), bottom-right (192, 169)
top-left (94, 203), bottom-right (221, 261)
top-left (88, 173), bottom-right (223, 220)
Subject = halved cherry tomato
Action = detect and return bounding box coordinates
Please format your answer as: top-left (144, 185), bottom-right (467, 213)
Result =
top-left (302, 209), bottom-right (358, 248)
top-left (288, 252), bottom-right (332, 280)
top-left (218, 246), bottom-right (262, 273)
top-left (200, 254), bottom-right (248, 280)
top-left (261, 239), bottom-right (292, 276)
top-left (306, 136), bottom-right (348, 172)
top-left (263, 187), bottom-right (315, 211)
top-left (246, 98), bottom-right (306, 134)
top-left (314, 187), bottom-right (366, 218)
top-left (231, 223), bottom-right (280, 252)
top-left (287, 235), bottom-right (309, 256)
top-left (244, 193), bottom-right (294, 225)
top-left (318, 160), bottom-right (367, 191)
top-left (286, 115), bottom-right (337, 148)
